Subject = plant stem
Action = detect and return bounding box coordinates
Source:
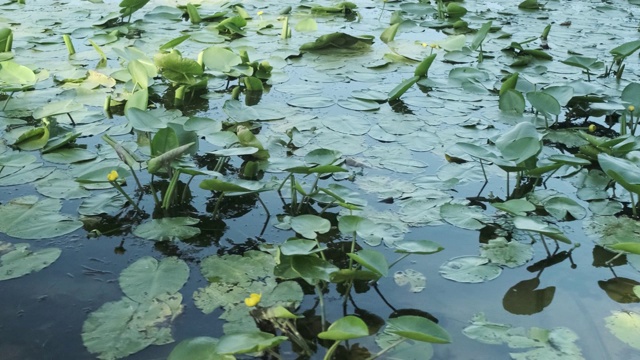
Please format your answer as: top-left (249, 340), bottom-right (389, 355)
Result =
top-left (316, 283), bottom-right (326, 331)
top-left (323, 341), bottom-right (341, 360)
top-left (367, 338), bottom-right (407, 360)
top-left (110, 181), bottom-right (142, 212)
top-left (388, 253), bottom-right (410, 269)
top-left (629, 191), bottom-right (637, 217)
top-left (2, 91), bottom-right (15, 111)
top-left (162, 169), bottom-right (181, 210)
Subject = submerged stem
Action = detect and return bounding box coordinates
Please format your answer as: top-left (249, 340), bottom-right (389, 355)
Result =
top-left (367, 338), bottom-right (407, 360)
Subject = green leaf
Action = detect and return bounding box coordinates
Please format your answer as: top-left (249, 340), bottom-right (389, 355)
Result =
top-left (128, 59), bottom-right (151, 88)
top-left (513, 216), bottom-right (571, 243)
top-left (495, 122), bottom-right (541, 163)
top-left (543, 196), bottom-right (586, 220)
top-left (119, 0), bottom-right (150, 17)
top-left (414, 54), bottom-right (437, 77)
top-left (154, 50), bottom-right (203, 85)
top-left (216, 332), bottom-right (288, 354)
top-left (492, 199), bottom-right (536, 216)
top-left (291, 214), bottom-right (331, 239)
top-left (446, 2), bottom-right (467, 18)
top-left (561, 55), bottom-right (604, 72)
top-left (119, 257), bottom-right (189, 302)
top-left (0, 60), bottom-right (35, 91)
top-left (609, 242), bottom-right (640, 255)
top-left (500, 72), bottom-right (519, 95)
top-left (124, 88), bottom-right (149, 113)
top-left (598, 153), bottom-right (640, 194)
top-left (147, 142), bottom-right (194, 174)
top-left (471, 21), bottom-right (492, 51)
top-left (610, 40), bottom-right (640, 60)
top-left (0, 243), bottom-right (61, 281)
top-left (0, 196), bottom-right (82, 239)
top-left (133, 217), bottom-right (201, 241)
top-left (605, 311), bottom-right (640, 350)
top-left (168, 337), bottom-right (234, 360)
top-left (160, 34), bottom-right (191, 51)
top-left (439, 256), bottom-right (502, 283)
top-left (387, 315), bottom-right (451, 343)
top-left (499, 89), bottom-right (525, 114)
top-left (526, 91), bottom-right (561, 116)
top-left (318, 316), bottom-right (369, 340)
top-left (82, 294), bottom-right (182, 360)
top-left (280, 239), bottom-right (324, 255)
top-left (347, 249), bottom-right (388, 277)
top-left (388, 76), bottom-right (420, 101)
top-left (14, 126), bottom-right (49, 151)
top-left (202, 47), bottom-right (242, 73)
top-left (479, 237), bottom-right (533, 268)
top-left (440, 203), bottom-right (489, 230)
top-left (394, 240), bottom-right (444, 254)
top-left (380, 23), bottom-right (400, 44)
top-left (295, 18), bottom-right (318, 32)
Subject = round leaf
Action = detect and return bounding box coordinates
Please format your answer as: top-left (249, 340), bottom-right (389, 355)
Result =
top-left (119, 257), bottom-right (189, 302)
top-left (439, 256), bottom-right (502, 283)
top-left (387, 315), bottom-right (451, 343)
top-left (318, 315), bottom-right (369, 340)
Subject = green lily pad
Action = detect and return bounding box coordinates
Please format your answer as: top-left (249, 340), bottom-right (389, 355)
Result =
top-left (290, 214), bottom-right (331, 239)
top-left (479, 237), bottom-right (533, 268)
top-left (0, 243), bottom-right (61, 281)
top-left (82, 294), bottom-right (183, 360)
top-left (168, 337), bottom-right (234, 360)
top-left (394, 240), bottom-right (444, 254)
top-left (347, 249), bottom-right (388, 277)
top-left (119, 257), bottom-right (190, 302)
top-left (544, 196), bottom-right (586, 220)
top-left (440, 203), bottom-right (489, 230)
top-left (513, 216), bottom-right (570, 244)
top-left (0, 196), bottom-right (82, 239)
top-left (439, 256), bottom-right (502, 283)
top-left (287, 96), bottom-right (334, 108)
top-left (605, 311), bottom-right (640, 351)
top-left (318, 316), bottom-right (369, 340)
top-left (133, 217), bottom-right (201, 241)
top-left (492, 199), bottom-right (536, 216)
top-left (216, 332), bottom-right (288, 355)
top-left (394, 269), bottom-right (426, 293)
top-left (386, 315), bottom-right (451, 344)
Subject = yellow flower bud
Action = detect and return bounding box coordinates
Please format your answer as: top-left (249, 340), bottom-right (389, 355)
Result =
top-left (244, 293), bottom-right (261, 307)
top-left (257, 10), bottom-right (264, 16)
top-left (421, 42), bottom-right (427, 47)
top-left (430, 44), bottom-right (439, 49)
top-left (629, 105), bottom-right (635, 112)
top-left (588, 124), bottom-right (596, 133)
top-left (107, 170), bottom-right (119, 182)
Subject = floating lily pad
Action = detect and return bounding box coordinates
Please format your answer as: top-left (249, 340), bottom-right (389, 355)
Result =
top-left (0, 242), bottom-right (61, 281)
top-left (287, 96), bottom-right (335, 108)
top-left (119, 257), bottom-right (189, 302)
top-left (0, 196), bottom-right (82, 239)
top-left (605, 311), bottom-right (640, 351)
top-left (439, 256), bottom-right (502, 283)
top-left (440, 203), bottom-right (489, 230)
top-left (133, 217), bottom-right (201, 241)
top-left (480, 238), bottom-right (533, 268)
top-left (394, 269), bottom-right (426, 293)
top-left (82, 294), bottom-right (183, 360)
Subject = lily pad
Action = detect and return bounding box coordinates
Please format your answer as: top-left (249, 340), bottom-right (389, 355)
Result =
top-left (318, 316), bottom-right (369, 340)
top-left (119, 257), bottom-right (189, 302)
top-left (394, 269), bottom-right (426, 293)
top-left (605, 311), bottom-right (640, 351)
top-left (82, 294), bottom-right (183, 360)
top-left (0, 243), bottom-right (61, 281)
top-left (0, 196), bottom-right (82, 239)
top-left (440, 203), bottom-right (489, 230)
top-left (439, 256), bottom-right (502, 283)
top-left (133, 217), bottom-right (201, 241)
top-left (480, 237), bottom-right (533, 268)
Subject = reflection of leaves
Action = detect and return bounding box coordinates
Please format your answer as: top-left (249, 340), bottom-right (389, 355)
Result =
top-left (502, 278), bottom-right (555, 315)
top-left (598, 277), bottom-right (640, 303)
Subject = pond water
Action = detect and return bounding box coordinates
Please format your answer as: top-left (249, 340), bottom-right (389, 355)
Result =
top-left (1, 0), bottom-right (640, 359)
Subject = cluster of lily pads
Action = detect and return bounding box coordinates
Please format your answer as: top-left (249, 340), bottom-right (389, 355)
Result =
top-left (2, 0), bottom-right (640, 358)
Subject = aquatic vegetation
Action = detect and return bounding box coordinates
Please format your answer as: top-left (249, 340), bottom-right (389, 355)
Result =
top-left (1, 0), bottom-right (640, 359)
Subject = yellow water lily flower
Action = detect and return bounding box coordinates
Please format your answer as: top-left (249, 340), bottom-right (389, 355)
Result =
top-left (629, 105), bottom-right (635, 112)
top-left (257, 10), bottom-right (264, 16)
top-left (244, 293), bottom-right (261, 307)
top-left (107, 170), bottom-right (119, 182)
top-left (421, 42), bottom-right (427, 47)
top-left (588, 124), bottom-right (596, 133)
